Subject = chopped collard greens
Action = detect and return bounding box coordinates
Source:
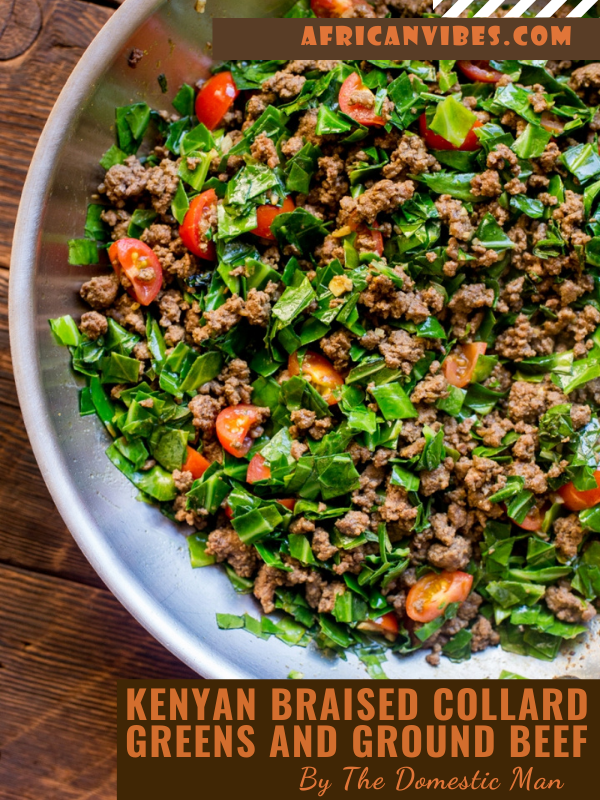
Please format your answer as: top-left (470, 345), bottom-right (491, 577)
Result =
top-left (52, 53), bottom-right (600, 676)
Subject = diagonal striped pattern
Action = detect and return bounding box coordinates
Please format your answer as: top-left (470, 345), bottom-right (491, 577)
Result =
top-left (437, 0), bottom-right (597, 16)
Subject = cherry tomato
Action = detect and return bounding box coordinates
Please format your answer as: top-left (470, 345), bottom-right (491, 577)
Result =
top-left (311, 0), bottom-right (354, 15)
top-left (358, 612), bottom-right (399, 641)
top-left (339, 72), bottom-right (385, 128)
top-left (559, 471), bottom-right (600, 511)
top-left (513, 505), bottom-right (544, 532)
top-left (247, 453), bottom-right (271, 484)
top-left (195, 71), bottom-right (239, 131)
top-left (251, 196), bottom-right (295, 241)
top-left (418, 113), bottom-right (482, 152)
top-left (456, 60), bottom-right (503, 84)
top-left (288, 351), bottom-right (344, 406)
top-left (216, 404), bottom-right (265, 458)
top-left (108, 238), bottom-right (163, 306)
top-left (182, 446), bottom-right (210, 480)
top-left (406, 571), bottom-right (474, 624)
top-left (442, 342), bottom-right (487, 389)
top-left (224, 504), bottom-right (234, 519)
top-left (179, 189), bottom-right (218, 261)
top-left (276, 498), bottom-right (297, 511)
top-left (540, 112), bottom-right (565, 136)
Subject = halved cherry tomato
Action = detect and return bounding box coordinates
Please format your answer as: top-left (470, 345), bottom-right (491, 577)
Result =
top-left (182, 446), bottom-right (210, 480)
top-left (513, 505), bottom-right (544, 532)
top-left (540, 112), bottom-right (565, 136)
top-left (247, 453), bottom-right (271, 484)
top-left (289, 351), bottom-right (344, 405)
top-left (406, 570), bottom-right (474, 624)
top-left (216, 404), bottom-right (265, 457)
top-left (179, 189), bottom-right (217, 261)
top-left (311, 0), bottom-right (354, 15)
top-left (419, 113), bottom-right (482, 152)
top-left (442, 342), bottom-right (487, 389)
top-left (559, 471), bottom-right (600, 511)
top-left (251, 196), bottom-right (295, 241)
top-left (195, 71), bottom-right (239, 131)
top-left (457, 60), bottom-right (503, 84)
top-left (358, 611), bottom-right (399, 641)
top-left (339, 72), bottom-right (385, 128)
top-left (276, 498), bottom-right (297, 511)
top-left (108, 238), bottom-right (163, 306)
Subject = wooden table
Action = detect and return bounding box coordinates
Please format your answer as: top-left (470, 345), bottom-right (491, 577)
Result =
top-left (0, 2), bottom-right (196, 797)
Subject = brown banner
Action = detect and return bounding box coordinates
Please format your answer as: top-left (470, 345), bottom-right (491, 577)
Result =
top-left (212, 18), bottom-right (595, 59)
top-left (118, 680), bottom-right (596, 798)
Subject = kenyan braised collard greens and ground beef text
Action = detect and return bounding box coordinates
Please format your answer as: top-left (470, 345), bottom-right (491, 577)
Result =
top-left (50, 52), bottom-right (600, 675)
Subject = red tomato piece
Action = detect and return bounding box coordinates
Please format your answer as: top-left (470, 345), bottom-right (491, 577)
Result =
top-left (442, 342), bottom-right (487, 389)
top-left (182, 446), bottom-right (210, 480)
top-left (311, 0), bottom-right (354, 15)
top-left (276, 498), bottom-right (297, 511)
top-left (419, 113), bottom-right (482, 152)
top-left (216, 404), bottom-right (265, 458)
top-left (247, 453), bottom-right (271, 484)
top-left (559, 471), bottom-right (600, 511)
top-left (359, 611), bottom-right (399, 641)
top-left (513, 505), bottom-right (544, 532)
top-left (456, 60), bottom-right (503, 84)
top-left (195, 71), bottom-right (239, 131)
top-left (339, 72), bottom-right (385, 128)
top-left (179, 189), bottom-right (218, 261)
top-left (108, 238), bottom-right (163, 306)
top-left (288, 350), bottom-right (345, 406)
top-left (224, 504), bottom-right (234, 520)
top-left (406, 571), bottom-right (474, 624)
top-left (251, 196), bottom-right (295, 241)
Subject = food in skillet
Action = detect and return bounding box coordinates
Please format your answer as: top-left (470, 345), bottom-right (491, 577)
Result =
top-left (50, 52), bottom-right (600, 674)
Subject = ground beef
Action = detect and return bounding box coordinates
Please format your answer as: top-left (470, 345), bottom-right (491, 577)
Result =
top-left (430, 512), bottom-right (456, 546)
top-left (188, 394), bottom-right (223, 436)
top-left (250, 132), bottom-right (280, 169)
top-left (80, 273), bottom-right (119, 310)
top-left (206, 527), bottom-right (259, 578)
top-left (378, 329), bottom-right (425, 373)
top-left (554, 514), bottom-right (585, 561)
top-left (448, 284), bottom-right (495, 338)
top-left (382, 132), bottom-right (439, 180)
top-left (410, 374), bottom-right (449, 404)
top-left (470, 170), bottom-right (502, 198)
top-left (352, 464), bottom-right (385, 510)
top-left (463, 456), bottom-right (506, 515)
top-left (545, 581), bottom-right (596, 624)
top-left (379, 485), bottom-right (418, 534)
top-left (313, 155), bottom-right (349, 209)
top-left (79, 311), bottom-right (107, 340)
top-left (570, 63), bottom-right (600, 91)
top-left (145, 158), bottom-right (180, 216)
top-left (262, 70), bottom-right (306, 99)
top-left (420, 464), bottom-right (451, 497)
top-left (107, 294), bottom-right (146, 335)
top-left (99, 156), bottom-right (147, 207)
top-left (191, 295), bottom-right (245, 343)
top-left (253, 564), bottom-right (286, 613)
top-left (434, 195), bottom-right (473, 241)
top-left (428, 536), bottom-right (472, 571)
top-left (311, 528), bottom-right (338, 561)
top-left (344, 179), bottom-right (415, 225)
top-left (470, 616), bottom-right (500, 652)
top-left (336, 510), bottom-right (370, 538)
top-left (321, 329), bottom-right (354, 372)
top-left (243, 288), bottom-right (272, 327)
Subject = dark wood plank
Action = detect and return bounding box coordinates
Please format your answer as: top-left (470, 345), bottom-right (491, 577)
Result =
top-left (0, 0), bottom-right (113, 269)
top-left (0, 564), bottom-right (196, 800)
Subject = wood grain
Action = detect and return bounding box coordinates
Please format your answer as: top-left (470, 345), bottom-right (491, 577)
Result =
top-left (0, 2), bottom-right (198, 798)
top-left (0, 565), bottom-right (194, 800)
